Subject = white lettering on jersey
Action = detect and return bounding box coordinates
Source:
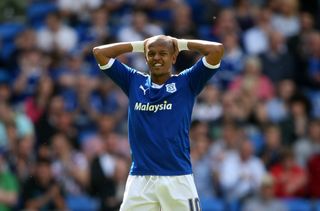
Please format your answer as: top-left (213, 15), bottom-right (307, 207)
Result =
top-left (134, 101), bottom-right (172, 112)
top-left (139, 85), bottom-right (149, 95)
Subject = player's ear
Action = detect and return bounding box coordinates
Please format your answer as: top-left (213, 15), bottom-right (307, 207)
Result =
top-left (172, 53), bottom-right (177, 64)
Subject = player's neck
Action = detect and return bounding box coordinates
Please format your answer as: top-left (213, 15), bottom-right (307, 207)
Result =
top-left (151, 73), bottom-right (171, 85)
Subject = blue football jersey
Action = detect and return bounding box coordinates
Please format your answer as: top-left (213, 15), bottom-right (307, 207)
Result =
top-left (99, 58), bottom-right (220, 175)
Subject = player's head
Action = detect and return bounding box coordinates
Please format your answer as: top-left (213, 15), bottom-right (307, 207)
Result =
top-left (144, 35), bottom-right (178, 78)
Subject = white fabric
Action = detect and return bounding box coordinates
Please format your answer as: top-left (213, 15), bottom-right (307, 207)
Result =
top-left (99, 153), bottom-right (116, 177)
top-left (177, 39), bottom-right (188, 51)
top-left (120, 174), bottom-right (200, 211)
top-left (220, 153), bottom-right (266, 200)
top-left (98, 58), bottom-right (115, 70)
top-left (243, 27), bottom-right (269, 55)
top-left (131, 41), bottom-right (144, 53)
top-left (202, 57), bottom-right (220, 69)
top-left (37, 25), bottom-right (78, 52)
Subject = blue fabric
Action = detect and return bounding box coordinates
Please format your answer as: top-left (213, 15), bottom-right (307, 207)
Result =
top-left (101, 58), bottom-right (219, 175)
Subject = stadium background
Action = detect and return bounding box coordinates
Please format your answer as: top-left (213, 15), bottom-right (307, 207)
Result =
top-left (0, 0), bottom-right (320, 210)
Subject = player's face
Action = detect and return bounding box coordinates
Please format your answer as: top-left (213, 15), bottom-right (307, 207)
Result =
top-left (145, 39), bottom-right (177, 78)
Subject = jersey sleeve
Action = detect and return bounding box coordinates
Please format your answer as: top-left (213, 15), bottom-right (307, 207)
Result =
top-left (180, 57), bottom-right (220, 95)
top-left (98, 58), bottom-right (136, 96)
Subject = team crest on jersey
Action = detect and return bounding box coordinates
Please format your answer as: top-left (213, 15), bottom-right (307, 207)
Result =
top-left (165, 83), bottom-right (177, 93)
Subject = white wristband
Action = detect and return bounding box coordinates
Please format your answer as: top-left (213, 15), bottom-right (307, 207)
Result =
top-left (177, 39), bottom-right (189, 51)
top-left (131, 41), bottom-right (144, 53)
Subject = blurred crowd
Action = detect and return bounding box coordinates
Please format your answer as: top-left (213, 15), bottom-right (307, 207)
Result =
top-left (0, 0), bottom-right (320, 210)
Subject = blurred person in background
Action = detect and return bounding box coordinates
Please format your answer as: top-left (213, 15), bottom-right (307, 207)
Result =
top-left (229, 56), bottom-right (274, 102)
top-left (214, 31), bottom-right (245, 89)
top-left (36, 12), bottom-right (78, 55)
top-left (191, 130), bottom-right (216, 198)
top-left (57, 0), bottom-right (102, 24)
top-left (8, 135), bottom-right (35, 184)
top-left (21, 157), bottom-right (66, 210)
top-left (294, 118), bottom-right (320, 167)
top-left (0, 102), bottom-right (34, 151)
top-left (242, 173), bottom-right (288, 211)
top-left (280, 93), bottom-right (312, 146)
top-left (117, 10), bottom-right (164, 72)
top-left (243, 7), bottom-right (273, 55)
top-left (12, 49), bottom-right (49, 104)
top-left (89, 132), bottom-right (121, 211)
top-left (23, 76), bottom-right (56, 125)
top-left (259, 31), bottom-right (295, 83)
top-left (270, 148), bottom-right (307, 198)
top-left (233, 0), bottom-right (256, 31)
top-left (305, 31), bottom-right (320, 89)
top-left (35, 95), bottom-right (77, 147)
top-left (192, 84), bottom-right (222, 122)
top-left (0, 148), bottom-right (19, 211)
top-left (168, 3), bottom-right (199, 71)
top-left (211, 9), bottom-right (241, 41)
top-left (270, 0), bottom-right (300, 38)
top-left (306, 148), bottom-right (320, 198)
top-left (51, 133), bottom-right (89, 197)
top-left (95, 77), bottom-right (128, 127)
top-left (6, 28), bottom-right (38, 70)
top-left (219, 139), bottom-right (266, 201)
top-left (287, 12), bottom-right (316, 86)
top-left (258, 124), bottom-right (283, 170)
top-left (266, 79), bottom-right (296, 123)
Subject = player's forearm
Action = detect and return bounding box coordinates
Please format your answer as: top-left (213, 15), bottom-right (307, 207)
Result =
top-left (181, 39), bottom-right (224, 65)
top-left (93, 42), bottom-right (133, 66)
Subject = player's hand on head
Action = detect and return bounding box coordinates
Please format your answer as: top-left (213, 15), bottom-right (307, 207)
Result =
top-left (167, 36), bottom-right (179, 56)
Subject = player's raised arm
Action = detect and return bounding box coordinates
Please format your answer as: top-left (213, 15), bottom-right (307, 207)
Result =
top-left (92, 41), bottom-right (145, 66)
top-left (177, 39), bottom-right (224, 66)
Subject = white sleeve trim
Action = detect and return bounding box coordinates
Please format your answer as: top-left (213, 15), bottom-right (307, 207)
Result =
top-left (98, 58), bottom-right (115, 70)
top-left (202, 57), bottom-right (220, 69)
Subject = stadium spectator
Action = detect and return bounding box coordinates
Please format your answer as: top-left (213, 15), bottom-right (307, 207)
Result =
top-left (51, 133), bottom-right (89, 196)
top-left (242, 173), bottom-right (288, 211)
top-left (36, 12), bottom-right (78, 54)
top-left (266, 79), bottom-right (296, 123)
top-left (280, 93), bottom-right (312, 146)
top-left (259, 31), bottom-right (295, 83)
top-left (259, 124), bottom-right (283, 170)
top-left (243, 7), bottom-right (273, 55)
top-left (24, 76), bottom-right (55, 124)
top-left (306, 152), bottom-right (320, 198)
top-left (12, 49), bottom-right (48, 103)
top-left (229, 56), bottom-right (274, 101)
top-left (270, 0), bottom-right (300, 38)
top-left (192, 84), bottom-right (222, 122)
top-left (294, 118), bottom-right (320, 167)
top-left (0, 148), bottom-right (19, 211)
top-left (219, 139), bottom-right (266, 201)
top-left (270, 148), bottom-right (307, 198)
top-left (0, 102), bottom-right (34, 150)
top-left (21, 157), bottom-right (66, 210)
top-left (191, 132), bottom-right (216, 198)
top-left (215, 31), bottom-right (245, 88)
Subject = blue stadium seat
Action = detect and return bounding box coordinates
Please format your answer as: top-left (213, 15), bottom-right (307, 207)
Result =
top-left (284, 199), bottom-right (312, 211)
top-left (200, 197), bottom-right (225, 211)
top-left (0, 22), bottom-right (24, 41)
top-left (316, 200), bottom-right (320, 211)
top-left (66, 195), bottom-right (100, 211)
top-left (27, 2), bottom-right (57, 27)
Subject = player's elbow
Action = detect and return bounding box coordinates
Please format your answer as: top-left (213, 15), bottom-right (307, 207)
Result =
top-left (211, 43), bottom-right (224, 59)
top-left (92, 46), bottom-right (101, 57)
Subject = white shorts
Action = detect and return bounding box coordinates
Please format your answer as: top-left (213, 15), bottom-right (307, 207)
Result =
top-left (120, 174), bottom-right (201, 211)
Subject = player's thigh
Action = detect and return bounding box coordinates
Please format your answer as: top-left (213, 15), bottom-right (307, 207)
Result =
top-left (158, 175), bottom-right (201, 211)
top-left (120, 175), bottom-right (161, 211)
